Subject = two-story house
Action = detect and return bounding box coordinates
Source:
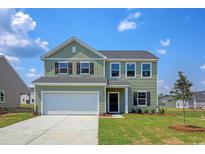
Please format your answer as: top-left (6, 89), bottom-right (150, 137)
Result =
top-left (32, 37), bottom-right (159, 115)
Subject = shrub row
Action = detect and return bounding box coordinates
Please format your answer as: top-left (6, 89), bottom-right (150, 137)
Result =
top-left (131, 108), bottom-right (166, 114)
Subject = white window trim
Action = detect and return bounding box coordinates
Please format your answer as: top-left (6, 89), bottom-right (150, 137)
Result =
top-left (80, 61), bottom-right (90, 75)
top-left (125, 62), bottom-right (136, 78)
top-left (0, 90), bottom-right (5, 103)
top-left (58, 61), bottom-right (68, 75)
top-left (110, 62), bottom-right (121, 78)
top-left (141, 63), bottom-right (152, 78)
top-left (137, 90), bottom-right (147, 107)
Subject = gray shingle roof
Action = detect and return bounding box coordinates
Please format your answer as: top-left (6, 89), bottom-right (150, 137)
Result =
top-left (32, 76), bottom-right (107, 84)
top-left (194, 91), bottom-right (205, 100)
top-left (99, 50), bottom-right (159, 60)
top-left (108, 80), bottom-right (130, 86)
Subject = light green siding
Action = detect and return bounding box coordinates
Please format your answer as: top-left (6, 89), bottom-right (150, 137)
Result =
top-left (105, 61), bottom-right (158, 112)
top-left (35, 86), bottom-right (106, 114)
top-left (44, 60), bottom-right (104, 77)
top-left (44, 41), bottom-right (105, 77)
top-left (49, 41), bottom-right (101, 59)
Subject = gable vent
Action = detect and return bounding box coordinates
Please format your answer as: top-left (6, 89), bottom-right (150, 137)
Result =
top-left (72, 46), bottom-right (76, 53)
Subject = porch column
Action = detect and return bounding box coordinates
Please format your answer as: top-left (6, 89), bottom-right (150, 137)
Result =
top-left (125, 87), bottom-right (128, 114)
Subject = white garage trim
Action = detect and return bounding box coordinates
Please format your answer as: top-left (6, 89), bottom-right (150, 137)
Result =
top-left (41, 91), bottom-right (100, 115)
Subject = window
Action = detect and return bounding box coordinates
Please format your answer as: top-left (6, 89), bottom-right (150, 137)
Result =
top-left (126, 63), bottom-right (136, 78)
top-left (110, 63), bottom-right (121, 78)
top-left (141, 63), bottom-right (152, 78)
top-left (134, 91), bottom-right (147, 106)
top-left (0, 90), bottom-right (5, 103)
top-left (58, 61), bottom-right (72, 75)
top-left (59, 61), bottom-right (68, 74)
top-left (80, 61), bottom-right (90, 74)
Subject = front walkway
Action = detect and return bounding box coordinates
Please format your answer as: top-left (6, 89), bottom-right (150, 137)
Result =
top-left (0, 115), bottom-right (98, 145)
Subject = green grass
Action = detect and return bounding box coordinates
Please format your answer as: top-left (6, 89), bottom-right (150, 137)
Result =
top-left (0, 112), bottom-right (36, 128)
top-left (99, 108), bottom-right (205, 145)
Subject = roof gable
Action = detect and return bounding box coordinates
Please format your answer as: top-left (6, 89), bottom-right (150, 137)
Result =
top-left (41, 37), bottom-right (107, 59)
top-left (0, 56), bottom-right (30, 94)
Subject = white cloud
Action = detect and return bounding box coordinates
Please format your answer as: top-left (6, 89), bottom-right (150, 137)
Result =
top-left (160, 38), bottom-right (171, 47)
top-left (0, 9), bottom-right (49, 58)
top-left (26, 68), bottom-right (41, 79)
top-left (11, 11), bottom-right (36, 34)
top-left (199, 64), bottom-right (205, 70)
top-left (158, 79), bottom-right (170, 94)
top-left (35, 38), bottom-right (49, 51)
top-left (201, 81), bottom-right (205, 86)
top-left (127, 12), bottom-right (141, 20)
top-left (118, 20), bottom-right (137, 32)
top-left (29, 68), bottom-right (37, 73)
top-left (117, 11), bottom-right (141, 32)
top-left (5, 55), bottom-right (20, 64)
top-left (157, 49), bottom-right (167, 55)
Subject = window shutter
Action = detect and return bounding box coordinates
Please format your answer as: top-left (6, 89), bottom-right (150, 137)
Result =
top-left (90, 62), bottom-right (94, 75)
top-left (147, 92), bottom-right (151, 106)
top-left (68, 62), bottom-right (72, 75)
top-left (55, 62), bottom-right (59, 75)
top-left (133, 92), bottom-right (138, 106)
top-left (76, 62), bottom-right (80, 74)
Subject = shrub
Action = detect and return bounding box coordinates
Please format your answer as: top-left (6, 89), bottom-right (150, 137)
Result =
top-left (132, 108), bottom-right (136, 113)
top-left (144, 109), bottom-right (149, 113)
top-left (137, 108), bottom-right (142, 114)
top-left (151, 109), bottom-right (156, 114)
top-left (159, 108), bottom-right (165, 114)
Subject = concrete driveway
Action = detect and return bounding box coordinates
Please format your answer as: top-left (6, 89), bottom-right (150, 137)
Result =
top-left (0, 116), bottom-right (98, 145)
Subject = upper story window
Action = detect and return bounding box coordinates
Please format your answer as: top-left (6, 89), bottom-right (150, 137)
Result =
top-left (80, 61), bottom-right (90, 75)
top-left (141, 63), bottom-right (152, 78)
top-left (59, 61), bottom-right (68, 74)
top-left (0, 90), bottom-right (5, 103)
top-left (58, 61), bottom-right (72, 75)
top-left (126, 62), bottom-right (136, 78)
top-left (110, 62), bottom-right (121, 78)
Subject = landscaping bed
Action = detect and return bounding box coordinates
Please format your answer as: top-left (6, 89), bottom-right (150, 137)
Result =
top-left (169, 125), bottom-right (205, 132)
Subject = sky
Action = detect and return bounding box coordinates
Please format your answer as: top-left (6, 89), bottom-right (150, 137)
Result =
top-left (0, 8), bottom-right (205, 94)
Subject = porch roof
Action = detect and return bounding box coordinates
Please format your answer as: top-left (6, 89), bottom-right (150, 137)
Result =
top-left (32, 76), bottom-right (107, 85)
top-left (107, 80), bottom-right (130, 88)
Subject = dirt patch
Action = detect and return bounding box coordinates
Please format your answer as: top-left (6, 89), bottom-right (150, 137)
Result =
top-left (169, 124), bottom-right (205, 132)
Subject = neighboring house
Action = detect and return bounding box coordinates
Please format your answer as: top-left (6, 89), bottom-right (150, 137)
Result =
top-left (176, 91), bottom-right (205, 109)
top-left (158, 95), bottom-right (176, 108)
top-left (21, 87), bottom-right (35, 104)
top-left (32, 37), bottom-right (159, 115)
top-left (0, 55), bottom-right (30, 108)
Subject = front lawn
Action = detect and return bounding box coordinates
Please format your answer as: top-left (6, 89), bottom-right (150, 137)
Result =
top-left (0, 113), bottom-right (36, 128)
top-left (99, 108), bottom-right (205, 145)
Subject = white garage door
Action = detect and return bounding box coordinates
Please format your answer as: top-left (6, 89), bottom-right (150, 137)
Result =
top-left (42, 91), bottom-right (99, 115)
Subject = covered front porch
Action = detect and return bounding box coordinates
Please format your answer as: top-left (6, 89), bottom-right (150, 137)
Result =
top-left (106, 80), bottom-right (129, 114)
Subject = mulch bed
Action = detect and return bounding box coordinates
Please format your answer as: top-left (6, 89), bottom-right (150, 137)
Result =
top-left (99, 114), bottom-right (113, 118)
top-left (169, 124), bottom-right (205, 132)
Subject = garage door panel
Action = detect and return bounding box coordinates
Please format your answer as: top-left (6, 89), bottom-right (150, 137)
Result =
top-left (42, 92), bottom-right (99, 115)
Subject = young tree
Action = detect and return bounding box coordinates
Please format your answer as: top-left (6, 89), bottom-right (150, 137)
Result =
top-left (170, 71), bottom-right (193, 125)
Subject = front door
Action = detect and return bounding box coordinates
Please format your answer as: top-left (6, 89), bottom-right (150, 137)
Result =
top-left (108, 92), bottom-right (119, 113)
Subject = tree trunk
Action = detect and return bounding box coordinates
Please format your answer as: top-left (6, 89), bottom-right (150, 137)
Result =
top-left (183, 100), bottom-right (186, 125)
